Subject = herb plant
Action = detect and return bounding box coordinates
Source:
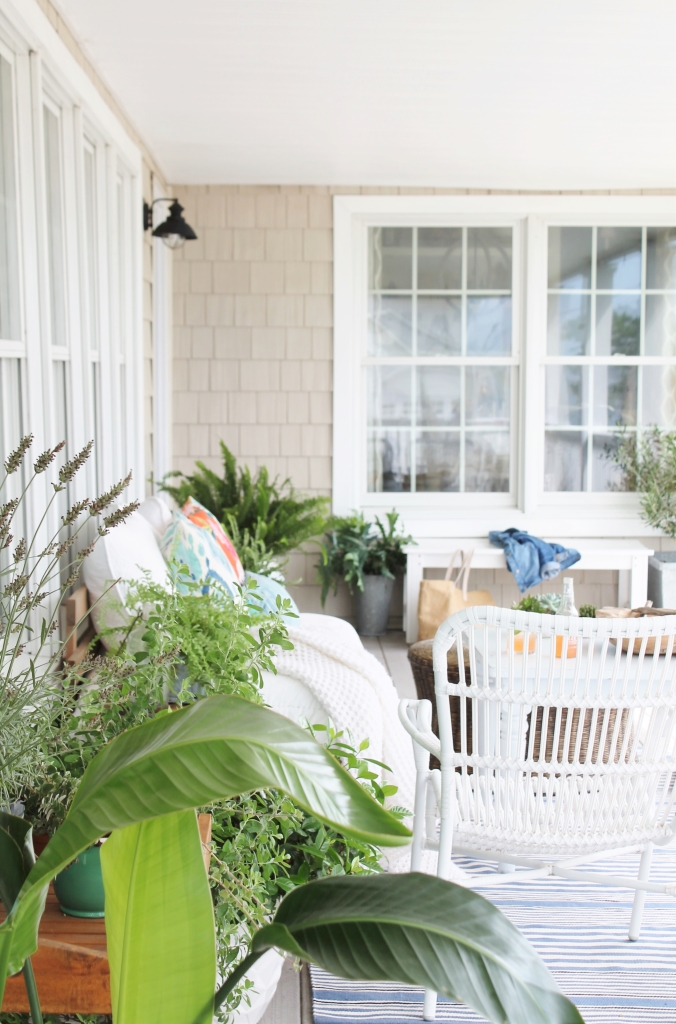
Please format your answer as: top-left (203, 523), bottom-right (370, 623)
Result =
top-left (316, 511), bottom-right (414, 604)
top-left (608, 427), bottom-right (676, 537)
top-left (0, 434), bottom-right (135, 808)
top-left (160, 441), bottom-right (329, 574)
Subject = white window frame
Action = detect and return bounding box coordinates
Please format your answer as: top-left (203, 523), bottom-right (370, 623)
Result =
top-left (334, 194), bottom-right (676, 539)
top-left (0, 0), bottom-right (145, 524)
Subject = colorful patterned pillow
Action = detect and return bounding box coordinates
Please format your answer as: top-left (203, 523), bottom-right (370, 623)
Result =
top-left (246, 571), bottom-right (299, 622)
top-left (181, 497), bottom-right (245, 584)
top-left (160, 512), bottom-right (239, 597)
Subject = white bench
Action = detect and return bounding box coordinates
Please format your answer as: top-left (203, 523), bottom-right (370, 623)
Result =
top-left (404, 538), bottom-right (654, 643)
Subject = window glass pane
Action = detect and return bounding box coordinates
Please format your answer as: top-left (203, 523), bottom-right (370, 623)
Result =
top-left (416, 366), bottom-right (460, 426)
top-left (593, 365), bottom-right (637, 427)
top-left (417, 296), bottom-right (461, 356)
top-left (645, 293), bottom-right (676, 356)
top-left (119, 363), bottom-right (127, 475)
top-left (43, 106), bottom-right (67, 348)
top-left (466, 296), bottom-right (511, 355)
top-left (417, 228), bottom-right (461, 290)
top-left (91, 361), bottom-right (102, 487)
top-left (83, 145), bottom-right (98, 350)
top-left (466, 366), bottom-right (510, 426)
top-left (367, 365), bottom-right (411, 426)
top-left (592, 434), bottom-right (626, 492)
top-left (595, 294), bottom-right (640, 356)
top-left (547, 293), bottom-right (590, 355)
top-left (52, 359), bottom-right (69, 517)
top-left (642, 365), bottom-right (676, 427)
top-left (415, 432), bottom-right (459, 492)
top-left (544, 432), bottom-right (587, 491)
top-left (597, 227), bottom-right (642, 290)
top-left (546, 366), bottom-right (588, 426)
top-left (369, 227), bottom-right (412, 290)
top-left (548, 227), bottom-right (592, 289)
top-left (367, 294), bottom-right (412, 356)
top-left (465, 432), bottom-right (509, 492)
top-left (466, 227), bottom-right (512, 290)
top-left (0, 57), bottom-right (19, 341)
top-left (0, 357), bottom-right (22, 469)
top-left (646, 227), bottom-right (676, 290)
top-left (367, 431), bottom-right (410, 492)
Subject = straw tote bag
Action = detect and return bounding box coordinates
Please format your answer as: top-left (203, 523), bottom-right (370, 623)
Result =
top-left (417, 549), bottom-right (495, 641)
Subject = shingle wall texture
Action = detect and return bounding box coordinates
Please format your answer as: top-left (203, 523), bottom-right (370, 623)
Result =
top-left (170, 185), bottom-right (676, 618)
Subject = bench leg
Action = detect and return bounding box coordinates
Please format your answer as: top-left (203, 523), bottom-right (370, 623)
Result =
top-left (405, 557), bottom-right (423, 643)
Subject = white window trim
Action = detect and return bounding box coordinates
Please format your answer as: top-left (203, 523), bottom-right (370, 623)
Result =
top-left (0, 0), bottom-right (145, 512)
top-left (333, 194), bottom-right (676, 539)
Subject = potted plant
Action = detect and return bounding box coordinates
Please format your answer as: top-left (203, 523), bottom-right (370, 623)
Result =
top-left (0, 695), bottom-right (583, 1024)
top-left (0, 434), bottom-right (136, 1017)
top-left (160, 441), bottom-right (329, 577)
top-left (317, 511), bottom-right (414, 636)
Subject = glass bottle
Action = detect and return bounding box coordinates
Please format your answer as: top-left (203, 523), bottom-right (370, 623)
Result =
top-left (559, 577), bottom-right (578, 616)
top-left (557, 577), bottom-right (578, 657)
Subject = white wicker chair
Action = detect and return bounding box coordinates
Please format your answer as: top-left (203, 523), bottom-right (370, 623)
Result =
top-left (400, 606), bottom-right (676, 1020)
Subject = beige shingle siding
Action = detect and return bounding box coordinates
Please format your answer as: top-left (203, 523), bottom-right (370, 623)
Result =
top-left (170, 185), bottom-right (676, 615)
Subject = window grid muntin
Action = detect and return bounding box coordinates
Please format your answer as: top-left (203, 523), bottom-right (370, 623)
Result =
top-left (367, 225), bottom-right (516, 494)
top-left (545, 224), bottom-right (676, 493)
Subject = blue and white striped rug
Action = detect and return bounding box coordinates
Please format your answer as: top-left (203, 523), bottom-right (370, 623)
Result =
top-left (310, 847), bottom-right (676, 1024)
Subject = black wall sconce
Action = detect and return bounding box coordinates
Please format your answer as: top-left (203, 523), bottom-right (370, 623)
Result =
top-left (143, 198), bottom-right (198, 249)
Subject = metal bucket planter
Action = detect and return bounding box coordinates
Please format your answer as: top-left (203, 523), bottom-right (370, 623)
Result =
top-left (355, 574), bottom-right (395, 636)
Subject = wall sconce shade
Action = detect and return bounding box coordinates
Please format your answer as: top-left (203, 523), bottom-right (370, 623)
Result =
top-left (143, 199), bottom-right (197, 249)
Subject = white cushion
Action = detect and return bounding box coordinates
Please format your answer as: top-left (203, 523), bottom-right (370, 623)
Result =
top-left (83, 510), bottom-right (169, 644)
top-left (260, 670), bottom-right (328, 727)
top-left (137, 495), bottom-right (173, 540)
top-left (297, 613), bottom-right (363, 652)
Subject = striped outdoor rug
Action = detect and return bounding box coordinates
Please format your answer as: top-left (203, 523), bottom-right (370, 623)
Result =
top-left (310, 846), bottom-right (676, 1024)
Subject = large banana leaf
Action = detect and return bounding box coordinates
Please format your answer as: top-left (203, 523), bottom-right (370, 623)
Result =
top-left (0, 695), bottom-right (409, 1000)
top-left (251, 873), bottom-right (584, 1024)
top-left (101, 811), bottom-right (216, 1024)
top-left (0, 811), bottom-right (34, 911)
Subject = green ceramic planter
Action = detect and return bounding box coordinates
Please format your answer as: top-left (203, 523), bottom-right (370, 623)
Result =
top-left (53, 844), bottom-right (105, 918)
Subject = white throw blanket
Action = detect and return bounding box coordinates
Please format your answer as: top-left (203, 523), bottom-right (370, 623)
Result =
top-left (275, 624), bottom-right (468, 881)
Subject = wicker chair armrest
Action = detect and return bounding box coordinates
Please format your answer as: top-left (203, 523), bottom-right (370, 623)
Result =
top-left (398, 699), bottom-right (442, 759)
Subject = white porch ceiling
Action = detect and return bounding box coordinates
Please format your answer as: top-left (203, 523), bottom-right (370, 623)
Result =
top-left (54, 0), bottom-right (676, 189)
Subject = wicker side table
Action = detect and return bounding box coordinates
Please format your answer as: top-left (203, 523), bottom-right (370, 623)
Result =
top-left (407, 640), bottom-right (473, 768)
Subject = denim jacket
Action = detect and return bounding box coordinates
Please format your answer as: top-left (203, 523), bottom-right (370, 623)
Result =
top-left (488, 529), bottom-right (581, 593)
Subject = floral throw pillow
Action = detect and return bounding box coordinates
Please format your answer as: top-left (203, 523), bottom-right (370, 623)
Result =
top-left (160, 512), bottom-right (239, 597)
top-left (181, 496), bottom-right (245, 584)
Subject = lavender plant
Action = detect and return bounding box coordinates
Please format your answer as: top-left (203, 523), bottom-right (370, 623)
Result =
top-left (0, 434), bottom-right (137, 807)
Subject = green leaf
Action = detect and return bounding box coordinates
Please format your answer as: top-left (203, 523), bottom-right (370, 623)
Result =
top-left (0, 812), bottom-right (34, 911)
top-left (252, 873), bottom-right (584, 1024)
top-left (101, 810), bottom-right (216, 1024)
top-left (0, 695), bottom-right (409, 997)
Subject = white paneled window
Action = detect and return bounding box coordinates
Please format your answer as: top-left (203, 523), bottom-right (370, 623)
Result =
top-left (367, 226), bottom-right (516, 494)
top-left (545, 226), bottom-right (676, 492)
top-left (334, 196), bottom-right (676, 535)
top-left (0, 8), bottom-right (144, 519)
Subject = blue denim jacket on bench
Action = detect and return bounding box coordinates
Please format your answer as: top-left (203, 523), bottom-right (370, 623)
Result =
top-left (488, 529), bottom-right (581, 593)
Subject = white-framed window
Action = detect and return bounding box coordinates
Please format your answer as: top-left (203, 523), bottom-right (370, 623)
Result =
top-left (366, 225), bottom-right (518, 497)
top-left (334, 195), bottom-right (676, 536)
top-left (0, 4), bottom-right (145, 522)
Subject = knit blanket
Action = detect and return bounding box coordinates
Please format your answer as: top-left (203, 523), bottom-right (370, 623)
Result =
top-left (275, 624), bottom-right (467, 881)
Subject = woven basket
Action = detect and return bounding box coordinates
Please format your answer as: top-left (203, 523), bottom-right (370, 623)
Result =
top-left (526, 705), bottom-right (630, 766)
top-left (407, 640), bottom-right (473, 769)
top-left (408, 639), bottom-right (629, 769)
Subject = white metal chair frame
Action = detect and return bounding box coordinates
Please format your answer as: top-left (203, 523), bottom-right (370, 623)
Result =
top-left (400, 606), bottom-right (676, 1019)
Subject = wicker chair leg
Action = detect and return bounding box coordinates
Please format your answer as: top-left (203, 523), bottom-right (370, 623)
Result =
top-left (628, 842), bottom-right (653, 941)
